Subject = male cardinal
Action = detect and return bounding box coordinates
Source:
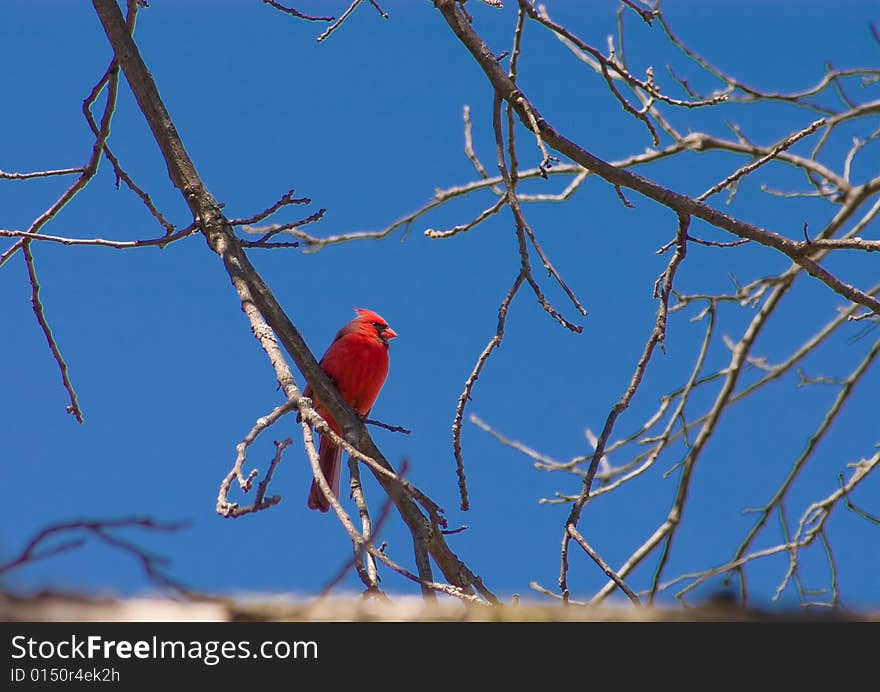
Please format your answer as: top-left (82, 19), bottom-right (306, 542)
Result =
top-left (304, 308), bottom-right (397, 512)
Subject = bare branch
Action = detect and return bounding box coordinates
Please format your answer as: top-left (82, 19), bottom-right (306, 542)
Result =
top-left (729, 336), bottom-right (880, 576)
top-left (424, 198), bottom-right (505, 239)
top-left (317, 0), bottom-right (385, 43)
top-left (229, 188), bottom-right (313, 226)
top-left (0, 517), bottom-right (190, 594)
top-left (452, 273), bottom-right (524, 511)
top-left (559, 213), bottom-right (689, 599)
top-left (697, 119), bottom-right (826, 202)
top-left (0, 167), bottom-right (84, 180)
top-left (262, 0), bottom-right (334, 22)
top-left (0, 224), bottom-right (199, 249)
top-left (217, 398), bottom-right (299, 517)
top-left (364, 418), bottom-right (411, 434)
top-left (22, 244), bottom-right (83, 423)
top-left (567, 525), bottom-right (641, 606)
top-left (434, 1), bottom-right (880, 315)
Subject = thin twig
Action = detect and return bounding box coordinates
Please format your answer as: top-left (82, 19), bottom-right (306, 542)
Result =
top-left (262, 0), bottom-right (334, 21)
top-left (560, 213), bottom-right (689, 600)
top-left (22, 244), bottom-right (84, 423)
top-left (229, 188), bottom-right (312, 226)
top-left (316, 0), bottom-right (379, 42)
top-left (0, 517), bottom-right (190, 595)
top-left (240, 208), bottom-right (326, 245)
top-left (364, 418), bottom-right (411, 434)
top-left (217, 398), bottom-right (299, 516)
top-left (0, 224), bottom-right (199, 249)
top-left (697, 119), bottom-right (826, 202)
top-left (452, 273), bottom-right (524, 511)
top-left (0, 167), bottom-right (84, 180)
top-left (567, 525), bottom-right (641, 605)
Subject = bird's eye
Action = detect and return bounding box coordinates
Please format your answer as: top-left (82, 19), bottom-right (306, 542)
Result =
top-left (371, 321), bottom-right (385, 330)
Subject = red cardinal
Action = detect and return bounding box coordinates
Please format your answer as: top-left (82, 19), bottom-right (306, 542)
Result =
top-left (304, 308), bottom-right (397, 512)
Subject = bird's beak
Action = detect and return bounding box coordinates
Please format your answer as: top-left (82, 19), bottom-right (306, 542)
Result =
top-left (384, 326), bottom-right (398, 340)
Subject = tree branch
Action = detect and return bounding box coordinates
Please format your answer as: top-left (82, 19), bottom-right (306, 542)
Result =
top-left (92, 0), bottom-right (492, 601)
top-left (433, 0), bottom-right (880, 315)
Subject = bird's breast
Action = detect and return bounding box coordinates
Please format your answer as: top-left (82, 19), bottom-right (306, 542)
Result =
top-left (321, 335), bottom-right (390, 415)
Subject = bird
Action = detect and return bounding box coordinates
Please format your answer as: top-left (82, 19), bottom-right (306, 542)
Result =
top-left (303, 308), bottom-right (397, 512)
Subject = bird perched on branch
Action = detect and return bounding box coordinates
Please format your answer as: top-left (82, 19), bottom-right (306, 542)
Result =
top-left (304, 308), bottom-right (397, 512)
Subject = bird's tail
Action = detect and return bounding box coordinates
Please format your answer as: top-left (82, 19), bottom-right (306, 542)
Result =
top-left (307, 435), bottom-right (342, 512)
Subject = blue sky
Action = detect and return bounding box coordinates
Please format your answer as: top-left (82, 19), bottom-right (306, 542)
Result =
top-left (2, 0), bottom-right (878, 609)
